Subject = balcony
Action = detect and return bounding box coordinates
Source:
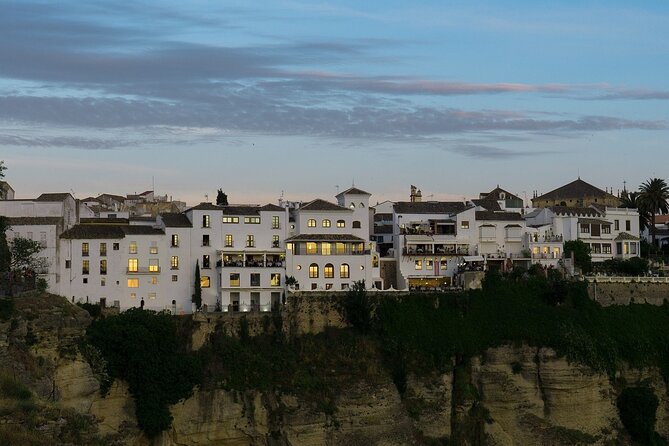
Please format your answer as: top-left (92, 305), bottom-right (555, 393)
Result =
top-left (220, 254), bottom-right (284, 268)
top-left (127, 267), bottom-right (161, 274)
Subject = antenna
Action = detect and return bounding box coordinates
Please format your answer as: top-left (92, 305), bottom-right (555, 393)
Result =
top-left (335, 185), bottom-right (339, 194)
top-left (204, 194), bottom-right (208, 202)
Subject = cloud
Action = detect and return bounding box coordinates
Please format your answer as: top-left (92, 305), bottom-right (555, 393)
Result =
top-left (447, 144), bottom-right (554, 159)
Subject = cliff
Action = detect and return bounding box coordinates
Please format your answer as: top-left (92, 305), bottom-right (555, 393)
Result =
top-left (0, 292), bottom-right (667, 445)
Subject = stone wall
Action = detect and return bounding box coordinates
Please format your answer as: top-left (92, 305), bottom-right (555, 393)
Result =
top-left (588, 281), bottom-right (669, 306)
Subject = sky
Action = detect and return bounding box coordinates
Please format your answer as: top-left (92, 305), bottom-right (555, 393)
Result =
top-left (1, 0), bottom-right (668, 206)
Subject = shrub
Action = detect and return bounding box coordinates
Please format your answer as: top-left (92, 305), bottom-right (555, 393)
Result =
top-left (77, 302), bottom-right (102, 319)
top-left (617, 386), bottom-right (659, 444)
top-left (0, 298), bottom-right (13, 321)
top-left (339, 280), bottom-right (375, 333)
top-left (0, 373), bottom-right (32, 400)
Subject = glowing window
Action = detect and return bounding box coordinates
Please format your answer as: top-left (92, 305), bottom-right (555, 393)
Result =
top-left (322, 219), bottom-right (331, 228)
top-left (127, 279), bottom-right (139, 288)
top-left (324, 263), bottom-right (334, 278)
top-left (340, 263), bottom-right (350, 278)
top-left (307, 219), bottom-right (316, 227)
top-left (309, 263), bottom-right (319, 278)
top-left (128, 258), bottom-right (138, 272)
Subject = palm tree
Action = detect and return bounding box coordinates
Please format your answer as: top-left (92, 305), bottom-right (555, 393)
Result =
top-left (619, 190), bottom-right (649, 232)
top-left (639, 178), bottom-right (669, 246)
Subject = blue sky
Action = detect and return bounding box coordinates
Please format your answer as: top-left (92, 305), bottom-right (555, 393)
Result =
top-left (1, 0), bottom-right (668, 205)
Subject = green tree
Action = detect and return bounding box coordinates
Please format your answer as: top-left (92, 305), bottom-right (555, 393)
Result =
top-left (10, 237), bottom-right (47, 271)
top-left (339, 280), bottom-right (374, 333)
top-left (193, 260), bottom-right (202, 310)
top-left (564, 240), bottom-right (592, 274)
top-left (617, 386), bottom-right (660, 445)
top-left (216, 188), bottom-right (228, 206)
top-left (639, 178), bottom-right (669, 247)
top-left (0, 217), bottom-right (10, 273)
top-left (619, 190), bottom-right (649, 232)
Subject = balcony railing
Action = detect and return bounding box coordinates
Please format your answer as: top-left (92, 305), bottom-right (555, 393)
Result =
top-left (221, 260), bottom-right (284, 268)
top-left (127, 267), bottom-right (161, 274)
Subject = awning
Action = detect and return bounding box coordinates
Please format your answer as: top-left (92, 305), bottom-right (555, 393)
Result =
top-left (462, 255), bottom-right (485, 262)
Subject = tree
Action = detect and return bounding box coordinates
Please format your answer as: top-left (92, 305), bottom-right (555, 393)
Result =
top-left (0, 217), bottom-right (10, 273)
top-left (339, 280), bottom-right (375, 333)
top-left (10, 237), bottom-right (47, 271)
top-left (216, 189), bottom-right (228, 206)
top-left (564, 240), bottom-right (592, 274)
top-left (619, 190), bottom-right (649, 232)
top-left (193, 260), bottom-right (202, 310)
top-left (639, 178), bottom-right (669, 246)
top-left (0, 160), bottom-right (6, 199)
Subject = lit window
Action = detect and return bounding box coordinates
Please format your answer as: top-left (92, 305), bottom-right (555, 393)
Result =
top-left (321, 242), bottom-right (331, 255)
top-left (349, 203), bottom-right (355, 209)
top-left (149, 292), bottom-right (156, 300)
top-left (246, 234), bottom-right (255, 247)
top-left (307, 242), bottom-right (317, 254)
top-left (223, 216), bottom-right (239, 224)
top-left (359, 202), bottom-right (365, 208)
top-left (100, 243), bottom-right (107, 256)
top-left (128, 279), bottom-right (139, 288)
top-left (335, 243), bottom-right (345, 255)
top-left (309, 263), bottom-right (319, 278)
top-left (324, 263), bottom-right (334, 278)
top-left (461, 221), bottom-right (469, 229)
top-left (150, 242), bottom-right (158, 254)
top-left (202, 215), bottom-right (210, 228)
top-left (82, 243), bottom-right (89, 257)
top-left (151, 276), bottom-right (158, 285)
top-left (230, 273), bottom-right (240, 287)
top-left (149, 259), bottom-right (159, 272)
top-left (100, 260), bottom-right (107, 275)
top-left (322, 219), bottom-right (331, 228)
top-left (201, 276), bottom-right (210, 288)
top-left (271, 273), bottom-right (281, 286)
top-left (325, 283), bottom-right (333, 290)
top-left (128, 258), bottom-right (138, 272)
top-left (308, 219), bottom-right (316, 227)
top-left (286, 243), bottom-right (294, 251)
top-left (82, 260), bottom-right (89, 275)
top-left (340, 263), bottom-right (350, 278)
top-left (272, 216), bottom-right (280, 229)
top-left (272, 235), bottom-right (280, 248)
top-left (244, 217), bottom-right (261, 224)
top-left (129, 241), bottom-right (137, 254)
top-left (415, 260), bottom-right (422, 270)
top-left (337, 220), bottom-right (345, 228)
top-left (202, 255), bottom-right (210, 269)
top-left (225, 234), bottom-right (233, 247)
top-left (352, 221), bottom-right (361, 229)
top-left (171, 256), bottom-right (179, 270)
top-left (171, 234), bottom-right (179, 247)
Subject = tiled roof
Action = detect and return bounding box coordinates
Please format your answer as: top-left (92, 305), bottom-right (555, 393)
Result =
top-left (614, 232), bottom-right (640, 241)
top-left (222, 206), bottom-right (260, 216)
top-left (35, 193), bottom-right (72, 202)
top-left (121, 226), bottom-right (164, 236)
top-left (480, 187), bottom-right (521, 201)
top-left (285, 233), bottom-right (366, 242)
top-left (472, 198), bottom-right (502, 212)
top-left (299, 199), bottom-right (349, 212)
top-left (336, 187), bottom-right (371, 197)
top-left (578, 218), bottom-right (611, 225)
top-left (97, 193), bottom-right (126, 202)
top-left (61, 225), bottom-right (126, 239)
top-left (394, 201), bottom-right (467, 215)
top-left (475, 211), bottom-right (523, 221)
top-left (6, 217), bottom-right (63, 226)
top-left (186, 202), bottom-right (222, 212)
top-left (550, 206), bottom-right (601, 217)
top-left (130, 216), bottom-right (156, 222)
top-left (160, 213), bottom-right (192, 228)
top-left (80, 218), bottom-right (129, 225)
top-left (259, 203), bottom-right (285, 212)
top-left (535, 179), bottom-right (613, 201)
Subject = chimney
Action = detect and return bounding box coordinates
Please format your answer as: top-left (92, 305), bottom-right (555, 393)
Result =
top-left (410, 185), bottom-right (417, 202)
top-left (416, 189), bottom-right (422, 203)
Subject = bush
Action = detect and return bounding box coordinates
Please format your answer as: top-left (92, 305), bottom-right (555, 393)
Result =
top-left (617, 386), bottom-right (660, 445)
top-left (339, 280), bottom-right (375, 333)
top-left (0, 373), bottom-right (32, 400)
top-left (77, 302), bottom-right (102, 319)
top-left (0, 298), bottom-right (13, 321)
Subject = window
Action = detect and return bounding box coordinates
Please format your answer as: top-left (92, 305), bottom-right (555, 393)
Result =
top-left (286, 242), bottom-right (294, 252)
top-left (321, 242), bottom-right (331, 255)
top-left (128, 278), bottom-right (139, 288)
top-left (603, 244), bottom-right (612, 254)
top-left (101, 278), bottom-right (106, 287)
top-left (230, 273), bottom-right (240, 287)
top-left (311, 283), bottom-right (318, 290)
top-left (324, 263), bottom-right (334, 278)
top-left (171, 234), bottom-right (179, 247)
top-left (202, 234), bottom-right (210, 246)
top-left (223, 216), bottom-right (239, 224)
top-left (322, 219), bottom-right (331, 228)
top-left (201, 276), bottom-right (210, 288)
top-left (83, 278), bottom-right (88, 284)
top-left (272, 216), bottom-right (280, 229)
top-left (202, 255), bottom-right (210, 269)
top-left (82, 260), bottom-right (89, 275)
top-left (631, 243), bottom-right (638, 255)
top-left (100, 243), bottom-right (107, 256)
top-left (602, 225), bottom-right (611, 234)
top-left (128, 258), bottom-right (138, 272)
top-left (65, 260), bottom-right (71, 269)
top-left (626, 220), bottom-right (631, 231)
top-left (335, 243), bottom-right (345, 255)
top-left (151, 276), bottom-right (158, 285)
top-left (591, 243), bottom-right (601, 254)
top-left (130, 292), bottom-right (136, 299)
top-left (580, 224), bottom-right (590, 234)
top-left (352, 221), bottom-right (361, 229)
top-left (425, 259), bottom-right (433, 269)
top-left (149, 259), bottom-right (159, 272)
top-left (307, 242), bottom-right (317, 254)
top-left (337, 220), bottom-right (345, 228)
top-left (340, 263), bottom-right (350, 278)
top-left (616, 242), bottom-right (623, 255)
top-left (150, 242), bottom-right (158, 254)
top-left (309, 263), bottom-right (319, 278)
top-left (100, 260), bottom-right (107, 275)
top-left (113, 243), bottom-right (119, 251)
top-left (349, 203), bottom-right (356, 209)
top-left (171, 256), bottom-right (179, 270)
top-left (272, 235), bottom-right (280, 248)
top-left (244, 216), bottom-right (261, 224)
top-left (325, 283), bottom-right (333, 290)
top-left (461, 221), bottom-right (470, 229)
top-left (250, 273), bottom-right (260, 286)
top-left (129, 241), bottom-right (137, 254)
top-left (172, 275), bottom-right (178, 282)
top-left (149, 292), bottom-right (156, 300)
top-left (341, 283), bottom-right (349, 290)
top-left (614, 220), bottom-right (620, 231)
top-left (202, 215), bottom-right (210, 228)
top-left (308, 219), bottom-right (316, 227)
top-left (359, 202), bottom-right (365, 208)
top-left (82, 243), bottom-right (89, 256)
top-left (552, 247), bottom-right (560, 258)
top-left (271, 273), bottom-right (281, 286)
top-left (246, 234), bottom-right (255, 248)
top-left (39, 232), bottom-right (47, 248)
top-left (415, 260), bottom-right (422, 270)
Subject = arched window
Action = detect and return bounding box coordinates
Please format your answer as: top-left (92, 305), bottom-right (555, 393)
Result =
top-left (307, 219), bottom-right (316, 227)
top-left (340, 263), bottom-right (350, 278)
top-left (324, 263), bottom-right (334, 278)
top-left (359, 202), bottom-right (365, 208)
top-left (349, 203), bottom-right (355, 209)
top-left (337, 220), bottom-right (345, 228)
top-left (322, 219), bottom-right (331, 228)
top-left (352, 221), bottom-right (361, 229)
top-left (309, 263), bottom-right (319, 278)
